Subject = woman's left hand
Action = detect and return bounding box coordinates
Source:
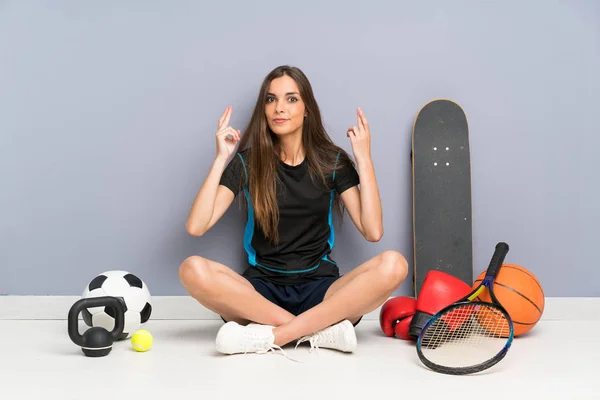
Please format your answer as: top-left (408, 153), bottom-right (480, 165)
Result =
top-left (346, 107), bottom-right (371, 162)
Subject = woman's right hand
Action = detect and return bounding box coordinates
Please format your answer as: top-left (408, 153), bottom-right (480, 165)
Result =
top-left (215, 106), bottom-right (241, 160)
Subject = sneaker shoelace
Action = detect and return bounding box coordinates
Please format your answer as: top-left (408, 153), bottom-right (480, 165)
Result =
top-left (254, 343), bottom-right (301, 363)
top-left (241, 330), bottom-right (301, 363)
top-left (295, 327), bottom-right (336, 354)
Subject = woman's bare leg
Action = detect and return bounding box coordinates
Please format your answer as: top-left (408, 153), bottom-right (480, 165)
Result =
top-left (179, 255), bottom-right (295, 326)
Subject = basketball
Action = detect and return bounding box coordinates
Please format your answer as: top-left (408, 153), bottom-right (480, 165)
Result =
top-left (473, 264), bottom-right (545, 336)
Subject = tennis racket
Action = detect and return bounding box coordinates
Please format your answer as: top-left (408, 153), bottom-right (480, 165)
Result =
top-left (416, 242), bottom-right (514, 375)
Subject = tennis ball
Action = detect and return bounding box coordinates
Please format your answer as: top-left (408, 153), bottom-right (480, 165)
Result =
top-left (131, 329), bottom-right (153, 352)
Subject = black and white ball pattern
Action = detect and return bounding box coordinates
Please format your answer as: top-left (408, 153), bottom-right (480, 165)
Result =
top-left (81, 270), bottom-right (152, 340)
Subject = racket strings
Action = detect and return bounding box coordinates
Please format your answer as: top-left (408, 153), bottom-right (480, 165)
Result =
top-left (420, 304), bottom-right (511, 368)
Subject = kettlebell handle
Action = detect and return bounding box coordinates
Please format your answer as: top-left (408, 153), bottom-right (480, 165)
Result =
top-left (68, 296), bottom-right (125, 346)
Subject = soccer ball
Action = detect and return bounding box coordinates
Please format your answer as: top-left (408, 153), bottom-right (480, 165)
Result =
top-left (81, 270), bottom-right (152, 340)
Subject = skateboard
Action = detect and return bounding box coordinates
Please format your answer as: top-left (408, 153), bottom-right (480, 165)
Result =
top-left (411, 99), bottom-right (473, 297)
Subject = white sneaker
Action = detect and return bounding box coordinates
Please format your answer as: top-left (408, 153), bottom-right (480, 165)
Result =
top-left (215, 321), bottom-right (301, 363)
top-left (295, 320), bottom-right (357, 353)
top-left (216, 322), bottom-right (278, 355)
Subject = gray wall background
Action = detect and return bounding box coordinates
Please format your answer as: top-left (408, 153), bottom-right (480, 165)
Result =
top-left (1, 1), bottom-right (599, 297)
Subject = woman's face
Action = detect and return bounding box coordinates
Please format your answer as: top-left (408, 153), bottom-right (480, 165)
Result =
top-left (265, 75), bottom-right (306, 137)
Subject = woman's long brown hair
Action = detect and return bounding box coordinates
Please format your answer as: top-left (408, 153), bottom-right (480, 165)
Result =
top-left (235, 65), bottom-right (355, 245)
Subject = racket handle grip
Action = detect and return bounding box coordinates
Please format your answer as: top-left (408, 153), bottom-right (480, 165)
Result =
top-left (485, 242), bottom-right (509, 278)
top-left (409, 311), bottom-right (434, 337)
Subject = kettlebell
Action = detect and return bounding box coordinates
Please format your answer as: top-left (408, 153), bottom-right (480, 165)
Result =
top-left (68, 296), bottom-right (125, 357)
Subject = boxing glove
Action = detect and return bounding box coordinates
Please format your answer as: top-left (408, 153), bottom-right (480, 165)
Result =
top-left (408, 270), bottom-right (472, 338)
top-left (379, 296), bottom-right (417, 340)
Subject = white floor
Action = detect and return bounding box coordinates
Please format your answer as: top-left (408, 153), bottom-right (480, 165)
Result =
top-left (1, 317), bottom-right (599, 400)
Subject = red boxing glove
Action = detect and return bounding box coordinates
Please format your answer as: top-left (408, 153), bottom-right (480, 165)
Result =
top-left (379, 296), bottom-right (417, 340)
top-left (408, 270), bottom-right (472, 338)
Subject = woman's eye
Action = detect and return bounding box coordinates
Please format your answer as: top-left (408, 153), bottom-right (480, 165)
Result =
top-left (266, 96), bottom-right (298, 103)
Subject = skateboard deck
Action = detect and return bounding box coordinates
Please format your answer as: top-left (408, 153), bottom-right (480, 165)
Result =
top-left (412, 99), bottom-right (473, 297)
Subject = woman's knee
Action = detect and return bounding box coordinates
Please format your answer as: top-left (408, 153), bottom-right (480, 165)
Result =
top-left (377, 250), bottom-right (409, 287)
top-left (179, 256), bottom-right (213, 292)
